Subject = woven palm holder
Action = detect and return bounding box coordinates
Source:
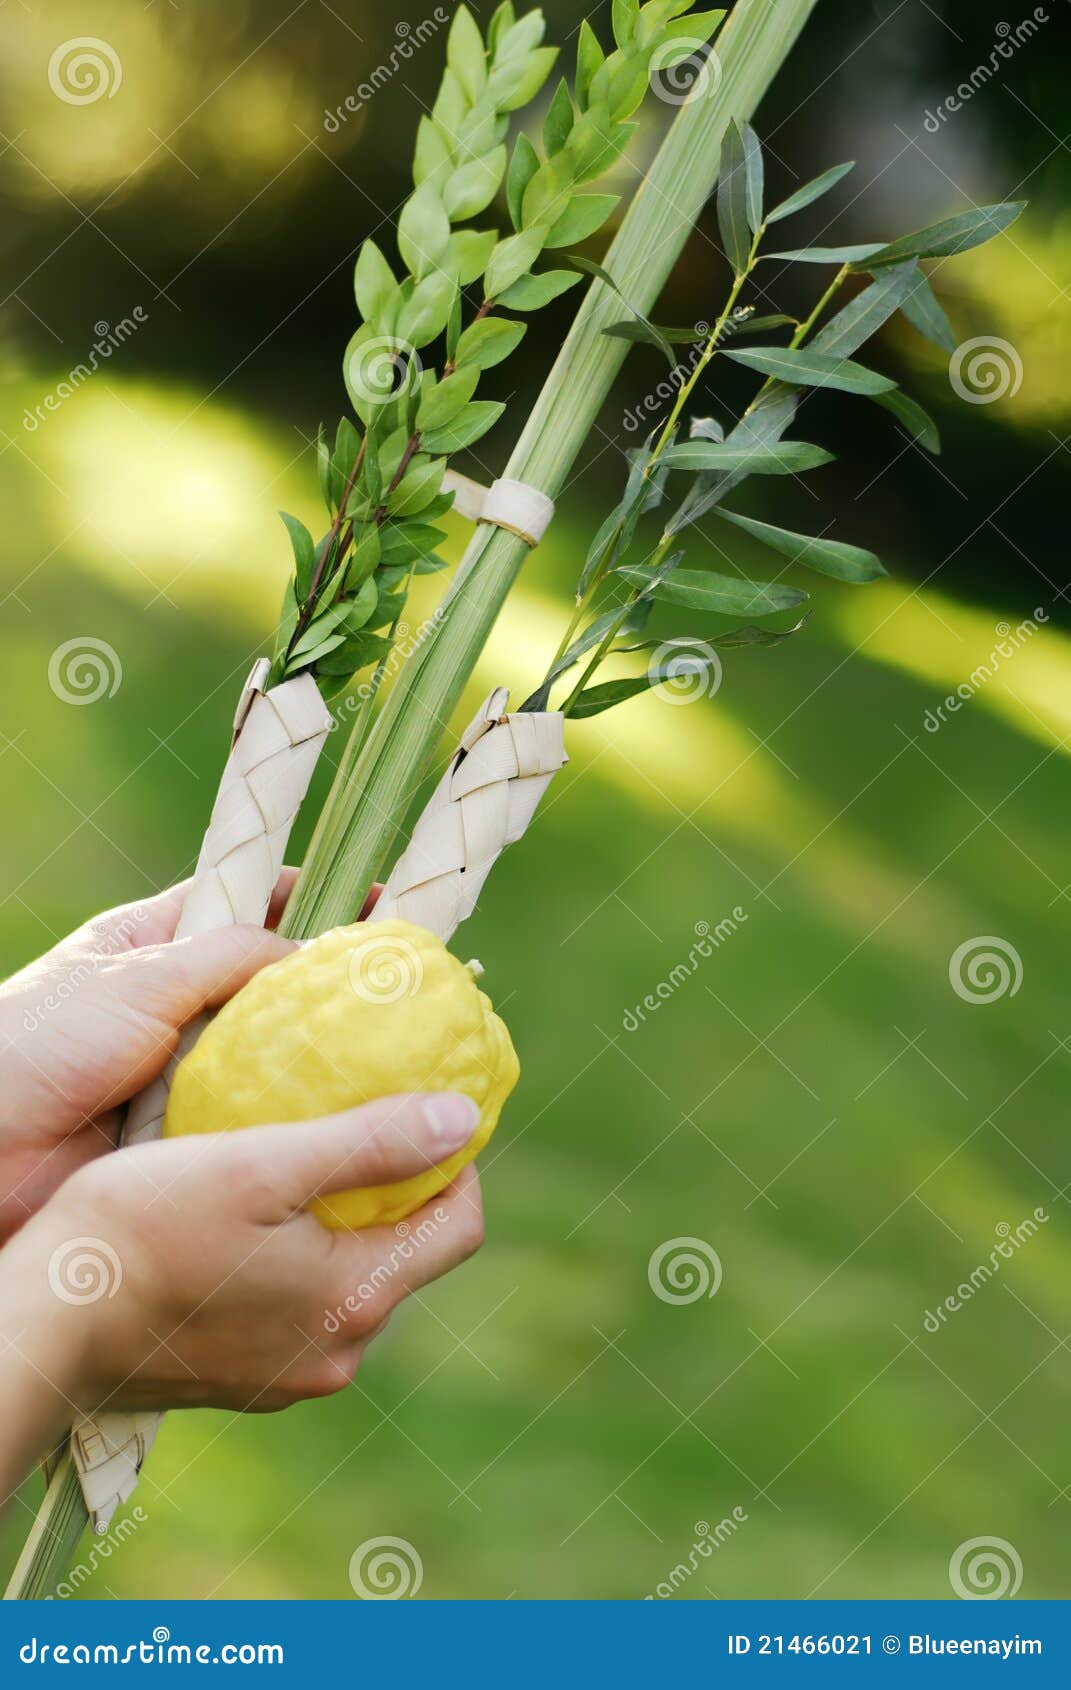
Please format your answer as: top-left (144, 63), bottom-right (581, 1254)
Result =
top-left (70, 662), bottom-right (332, 1530)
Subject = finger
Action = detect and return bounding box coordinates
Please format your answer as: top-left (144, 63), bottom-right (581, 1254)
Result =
top-left (358, 883), bottom-right (384, 919)
top-left (85, 881), bottom-right (193, 951)
top-left (334, 1165), bottom-right (485, 1322)
top-left (265, 868), bottom-right (300, 930)
top-left (119, 925), bottom-right (295, 1030)
top-left (234, 1093), bottom-right (480, 1219)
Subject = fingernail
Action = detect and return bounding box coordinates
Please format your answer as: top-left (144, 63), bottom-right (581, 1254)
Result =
top-left (422, 1093), bottom-right (480, 1152)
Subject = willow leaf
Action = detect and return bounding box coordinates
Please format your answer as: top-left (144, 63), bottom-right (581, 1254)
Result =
top-left (713, 506), bottom-right (886, 582)
top-left (766, 161), bottom-right (854, 224)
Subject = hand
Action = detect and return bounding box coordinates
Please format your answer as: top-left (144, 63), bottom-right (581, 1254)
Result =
top-left (0, 1091), bottom-right (483, 1497)
top-left (0, 872), bottom-right (368, 1239)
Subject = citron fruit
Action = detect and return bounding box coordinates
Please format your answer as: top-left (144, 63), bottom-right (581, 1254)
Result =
top-left (163, 918), bottom-right (518, 1229)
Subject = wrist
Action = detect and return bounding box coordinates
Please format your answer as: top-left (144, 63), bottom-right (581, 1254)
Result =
top-left (0, 1210), bottom-right (106, 1417)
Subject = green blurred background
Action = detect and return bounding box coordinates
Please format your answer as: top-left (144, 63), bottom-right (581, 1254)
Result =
top-left (2, 0), bottom-right (1068, 1600)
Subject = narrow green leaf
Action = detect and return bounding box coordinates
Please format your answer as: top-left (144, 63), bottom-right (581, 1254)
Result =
top-left (717, 120), bottom-right (751, 276)
top-left (810, 261), bottom-right (919, 358)
top-left (740, 121), bottom-right (764, 233)
top-left (619, 563), bottom-right (808, 615)
top-left (864, 202), bottom-right (1026, 267)
top-left (662, 439), bottom-right (835, 473)
top-left (765, 243), bottom-right (884, 264)
top-left (871, 387), bottom-right (941, 454)
top-left (724, 345), bottom-right (895, 395)
top-left (345, 524), bottom-right (381, 588)
top-left (898, 270), bottom-right (957, 354)
top-left (713, 506), bottom-right (886, 582)
top-left (766, 161), bottom-right (855, 224)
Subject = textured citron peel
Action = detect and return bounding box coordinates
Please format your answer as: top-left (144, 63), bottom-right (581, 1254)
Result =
top-left (163, 918), bottom-right (518, 1229)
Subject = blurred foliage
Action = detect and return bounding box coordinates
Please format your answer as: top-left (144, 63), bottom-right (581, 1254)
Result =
top-left (1, 0), bottom-right (1068, 1600)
